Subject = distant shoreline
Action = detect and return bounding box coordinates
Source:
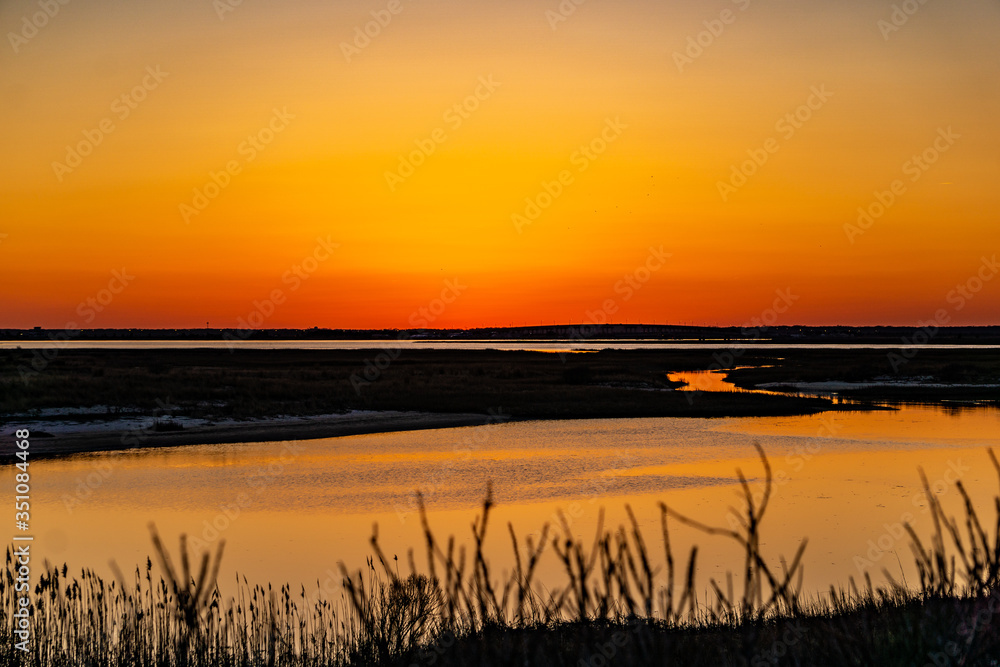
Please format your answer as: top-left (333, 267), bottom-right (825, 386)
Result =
top-left (2, 322), bottom-right (999, 346)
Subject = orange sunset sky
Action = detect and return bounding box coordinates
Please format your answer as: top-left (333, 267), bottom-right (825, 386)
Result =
top-left (1, 0), bottom-right (998, 329)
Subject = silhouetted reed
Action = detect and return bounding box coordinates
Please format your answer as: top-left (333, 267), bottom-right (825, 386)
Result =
top-left (4, 446), bottom-right (1000, 666)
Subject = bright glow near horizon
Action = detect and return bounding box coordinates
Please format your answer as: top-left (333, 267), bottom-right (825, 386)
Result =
top-left (1, 0), bottom-right (999, 328)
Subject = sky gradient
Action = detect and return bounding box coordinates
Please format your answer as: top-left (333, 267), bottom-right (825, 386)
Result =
top-left (2, 0), bottom-right (999, 329)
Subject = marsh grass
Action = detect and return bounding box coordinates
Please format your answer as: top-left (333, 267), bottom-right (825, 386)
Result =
top-left (0, 348), bottom-right (837, 424)
top-left (4, 447), bottom-right (1000, 666)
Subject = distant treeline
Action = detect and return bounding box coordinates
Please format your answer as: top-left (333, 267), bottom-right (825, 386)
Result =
top-left (2, 323), bottom-right (999, 343)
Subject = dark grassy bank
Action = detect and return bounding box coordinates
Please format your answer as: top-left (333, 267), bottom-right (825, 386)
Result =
top-left (5, 448), bottom-right (1000, 666)
top-left (726, 348), bottom-right (1000, 404)
top-left (2, 348), bottom-right (844, 421)
top-left (4, 347), bottom-right (997, 459)
top-left (10, 346), bottom-right (997, 421)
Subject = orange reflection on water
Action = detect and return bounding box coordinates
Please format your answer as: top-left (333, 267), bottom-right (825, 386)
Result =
top-left (723, 404), bottom-right (1000, 447)
top-left (24, 408), bottom-right (1000, 604)
top-left (668, 370), bottom-right (788, 396)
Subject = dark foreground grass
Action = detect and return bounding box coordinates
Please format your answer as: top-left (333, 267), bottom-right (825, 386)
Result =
top-left (5, 447), bottom-right (1000, 666)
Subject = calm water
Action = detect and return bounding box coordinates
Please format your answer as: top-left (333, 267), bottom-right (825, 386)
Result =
top-left (4, 339), bottom-right (1000, 351)
top-left (28, 396), bottom-right (1000, 601)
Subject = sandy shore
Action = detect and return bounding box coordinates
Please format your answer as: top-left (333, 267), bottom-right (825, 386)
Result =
top-left (1, 411), bottom-right (500, 461)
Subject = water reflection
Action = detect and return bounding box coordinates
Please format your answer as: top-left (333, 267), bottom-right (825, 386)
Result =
top-left (668, 370), bottom-right (787, 396)
top-left (27, 405), bottom-right (1000, 601)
